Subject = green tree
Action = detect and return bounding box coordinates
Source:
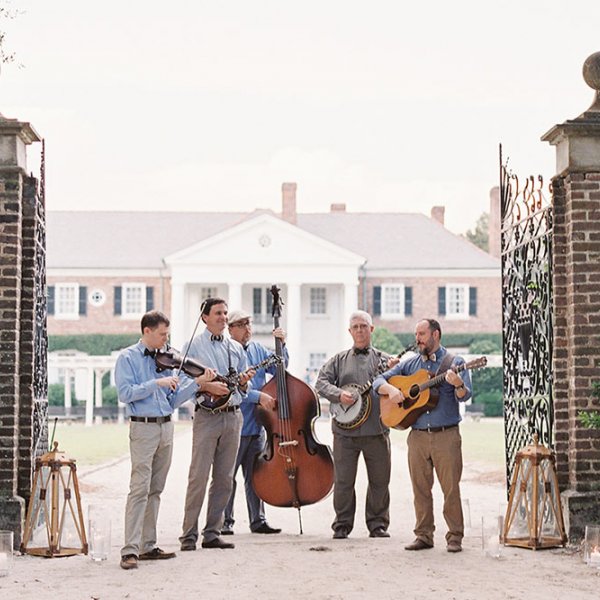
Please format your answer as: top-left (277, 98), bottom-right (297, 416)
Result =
top-left (465, 212), bottom-right (489, 252)
top-left (372, 327), bottom-right (403, 355)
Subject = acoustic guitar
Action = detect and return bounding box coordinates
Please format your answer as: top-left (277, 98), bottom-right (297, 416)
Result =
top-left (379, 357), bottom-right (487, 429)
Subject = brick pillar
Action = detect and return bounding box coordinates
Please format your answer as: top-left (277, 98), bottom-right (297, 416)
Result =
top-left (0, 114), bottom-right (42, 547)
top-left (542, 52), bottom-right (600, 541)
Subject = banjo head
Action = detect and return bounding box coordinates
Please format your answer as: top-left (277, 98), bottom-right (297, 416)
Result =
top-left (331, 384), bottom-right (371, 429)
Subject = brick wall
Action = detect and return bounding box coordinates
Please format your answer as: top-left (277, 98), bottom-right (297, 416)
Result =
top-left (360, 275), bottom-right (501, 334)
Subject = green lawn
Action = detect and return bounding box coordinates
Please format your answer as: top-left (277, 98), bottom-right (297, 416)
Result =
top-left (50, 421), bottom-right (192, 466)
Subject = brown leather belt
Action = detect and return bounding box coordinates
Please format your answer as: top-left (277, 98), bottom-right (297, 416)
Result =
top-left (415, 424), bottom-right (458, 433)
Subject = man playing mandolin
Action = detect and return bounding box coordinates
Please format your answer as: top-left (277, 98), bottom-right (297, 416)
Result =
top-left (316, 310), bottom-right (397, 540)
top-left (373, 318), bottom-right (471, 553)
top-left (179, 298), bottom-right (255, 552)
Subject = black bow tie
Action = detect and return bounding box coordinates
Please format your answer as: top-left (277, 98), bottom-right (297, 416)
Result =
top-left (421, 353), bottom-right (437, 363)
top-left (211, 334), bottom-right (224, 342)
top-left (144, 348), bottom-right (157, 358)
top-left (353, 347), bottom-right (370, 355)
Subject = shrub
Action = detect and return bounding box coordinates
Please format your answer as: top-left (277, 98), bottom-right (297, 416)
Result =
top-left (372, 327), bottom-right (403, 354)
top-left (102, 386), bottom-right (118, 406)
top-left (48, 383), bottom-right (78, 406)
top-left (49, 334), bottom-right (138, 356)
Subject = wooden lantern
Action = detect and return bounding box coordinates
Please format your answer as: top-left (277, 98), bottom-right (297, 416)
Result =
top-left (503, 434), bottom-right (567, 550)
top-left (20, 442), bottom-right (88, 557)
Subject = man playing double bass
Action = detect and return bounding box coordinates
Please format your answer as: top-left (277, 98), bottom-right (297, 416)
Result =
top-left (316, 310), bottom-right (396, 539)
top-left (373, 318), bottom-right (471, 553)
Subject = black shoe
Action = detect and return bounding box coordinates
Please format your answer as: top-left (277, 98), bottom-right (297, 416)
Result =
top-left (180, 540), bottom-right (197, 552)
top-left (201, 537), bottom-right (235, 549)
top-left (404, 539), bottom-right (433, 551)
top-left (253, 523), bottom-right (282, 534)
top-left (221, 525), bottom-right (234, 535)
top-left (139, 547), bottom-right (176, 560)
top-left (369, 527), bottom-right (390, 538)
top-left (333, 528), bottom-right (349, 539)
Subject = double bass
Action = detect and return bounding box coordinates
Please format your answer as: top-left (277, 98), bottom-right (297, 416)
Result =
top-left (252, 285), bottom-right (334, 528)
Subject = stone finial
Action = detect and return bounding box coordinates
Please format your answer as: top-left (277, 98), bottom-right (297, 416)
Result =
top-left (582, 51), bottom-right (600, 113)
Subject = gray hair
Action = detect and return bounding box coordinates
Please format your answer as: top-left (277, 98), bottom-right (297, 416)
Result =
top-left (348, 310), bottom-right (373, 327)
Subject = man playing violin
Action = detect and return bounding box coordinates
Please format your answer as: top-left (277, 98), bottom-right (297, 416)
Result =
top-left (222, 309), bottom-right (287, 536)
top-left (316, 310), bottom-right (397, 540)
top-left (179, 298), bottom-right (255, 551)
top-left (116, 310), bottom-right (216, 570)
top-left (373, 318), bottom-right (471, 553)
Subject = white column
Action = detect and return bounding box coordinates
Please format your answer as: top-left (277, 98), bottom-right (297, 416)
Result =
top-left (227, 282), bottom-right (243, 311)
top-left (285, 283), bottom-right (302, 376)
top-left (343, 282), bottom-right (359, 322)
top-left (64, 369), bottom-right (72, 416)
top-left (94, 369), bottom-right (104, 407)
top-left (170, 282), bottom-right (186, 350)
top-left (85, 367), bottom-right (95, 427)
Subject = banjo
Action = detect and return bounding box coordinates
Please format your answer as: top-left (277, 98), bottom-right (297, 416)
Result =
top-left (330, 344), bottom-right (416, 430)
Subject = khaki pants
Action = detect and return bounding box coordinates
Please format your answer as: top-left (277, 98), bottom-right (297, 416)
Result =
top-left (122, 420), bottom-right (174, 557)
top-left (180, 409), bottom-right (243, 544)
top-left (332, 432), bottom-right (391, 534)
top-left (407, 427), bottom-right (464, 546)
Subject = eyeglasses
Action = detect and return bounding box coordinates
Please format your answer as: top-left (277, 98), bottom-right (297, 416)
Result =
top-left (230, 321), bottom-right (251, 328)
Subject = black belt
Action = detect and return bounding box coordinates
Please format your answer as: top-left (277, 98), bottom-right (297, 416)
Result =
top-left (195, 404), bottom-right (239, 413)
top-left (130, 415), bottom-right (171, 424)
top-left (414, 424), bottom-right (458, 433)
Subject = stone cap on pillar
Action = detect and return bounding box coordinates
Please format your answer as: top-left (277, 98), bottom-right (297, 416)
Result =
top-left (0, 114), bottom-right (41, 171)
top-left (541, 51), bottom-right (600, 176)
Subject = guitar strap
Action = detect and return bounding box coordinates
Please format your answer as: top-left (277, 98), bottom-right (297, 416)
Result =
top-left (434, 350), bottom-right (455, 382)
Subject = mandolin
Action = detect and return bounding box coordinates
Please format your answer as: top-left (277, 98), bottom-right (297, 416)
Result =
top-left (379, 357), bottom-right (487, 429)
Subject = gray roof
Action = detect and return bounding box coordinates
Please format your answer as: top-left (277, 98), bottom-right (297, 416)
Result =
top-left (46, 210), bottom-right (499, 271)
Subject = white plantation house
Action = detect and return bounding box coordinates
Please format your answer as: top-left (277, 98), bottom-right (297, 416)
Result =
top-left (47, 183), bottom-right (501, 383)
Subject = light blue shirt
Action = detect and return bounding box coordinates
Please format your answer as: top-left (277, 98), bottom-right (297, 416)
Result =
top-left (242, 341), bottom-right (289, 436)
top-left (373, 346), bottom-right (472, 429)
top-left (185, 328), bottom-right (250, 407)
top-left (115, 341), bottom-right (198, 417)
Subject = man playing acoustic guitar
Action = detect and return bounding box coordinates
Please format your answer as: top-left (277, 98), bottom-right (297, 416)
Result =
top-left (373, 318), bottom-right (471, 553)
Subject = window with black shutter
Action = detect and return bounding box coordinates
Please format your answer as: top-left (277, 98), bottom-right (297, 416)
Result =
top-left (114, 286), bottom-right (122, 315)
top-left (438, 287), bottom-right (446, 316)
top-left (146, 286), bottom-right (154, 311)
top-left (48, 286), bottom-right (55, 315)
top-left (373, 286), bottom-right (381, 316)
top-left (404, 286), bottom-right (413, 316)
top-left (469, 287), bottom-right (477, 316)
top-left (79, 286), bottom-right (87, 316)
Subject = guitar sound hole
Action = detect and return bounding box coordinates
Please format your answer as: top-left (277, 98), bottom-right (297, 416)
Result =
top-left (409, 384), bottom-right (420, 399)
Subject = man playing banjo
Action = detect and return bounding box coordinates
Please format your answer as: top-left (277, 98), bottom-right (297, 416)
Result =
top-left (316, 310), bottom-right (398, 539)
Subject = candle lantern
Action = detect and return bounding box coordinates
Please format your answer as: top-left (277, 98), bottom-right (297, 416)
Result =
top-left (503, 434), bottom-right (567, 550)
top-left (20, 442), bottom-right (88, 557)
top-left (584, 525), bottom-right (600, 567)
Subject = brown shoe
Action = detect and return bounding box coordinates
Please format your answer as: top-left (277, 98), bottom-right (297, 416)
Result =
top-left (120, 554), bottom-right (138, 570)
top-left (139, 547), bottom-right (176, 560)
top-left (447, 542), bottom-right (462, 553)
top-left (404, 539), bottom-right (433, 551)
top-left (201, 537), bottom-right (235, 549)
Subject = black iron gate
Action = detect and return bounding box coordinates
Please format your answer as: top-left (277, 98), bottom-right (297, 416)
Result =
top-left (500, 147), bottom-right (554, 489)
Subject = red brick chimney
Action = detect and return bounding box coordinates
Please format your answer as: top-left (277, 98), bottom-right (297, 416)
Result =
top-left (330, 203), bottom-right (346, 212)
top-left (488, 186), bottom-right (501, 258)
top-left (431, 206), bottom-right (445, 226)
top-left (281, 182), bottom-right (297, 225)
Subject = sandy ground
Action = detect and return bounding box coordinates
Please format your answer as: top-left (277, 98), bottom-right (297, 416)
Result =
top-left (1, 418), bottom-right (598, 600)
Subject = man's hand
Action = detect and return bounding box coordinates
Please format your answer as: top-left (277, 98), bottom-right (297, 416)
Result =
top-left (378, 383), bottom-right (404, 405)
top-left (387, 356), bottom-right (400, 368)
top-left (239, 369), bottom-right (256, 386)
top-left (202, 381), bottom-right (230, 396)
top-left (157, 376), bottom-right (179, 391)
top-left (445, 370), bottom-right (463, 388)
top-left (195, 368), bottom-right (216, 386)
top-left (273, 327), bottom-right (286, 343)
top-left (339, 390), bottom-right (356, 405)
top-left (257, 392), bottom-right (276, 410)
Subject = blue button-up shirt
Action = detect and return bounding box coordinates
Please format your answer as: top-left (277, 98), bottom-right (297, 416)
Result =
top-left (115, 341), bottom-right (198, 417)
top-left (373, 346), bottom-right (472, 429)
top-left (185, 329), bottom-right (250, 407)
top-left (242, 341), bottom-right (289, 436)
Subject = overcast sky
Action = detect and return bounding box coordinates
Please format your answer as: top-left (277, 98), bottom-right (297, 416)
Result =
top-left (1, 0), bottom-right (598, 233)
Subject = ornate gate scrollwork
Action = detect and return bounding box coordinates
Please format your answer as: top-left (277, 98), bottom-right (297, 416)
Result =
top-left (500, 147), bottom-right (553, 489)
